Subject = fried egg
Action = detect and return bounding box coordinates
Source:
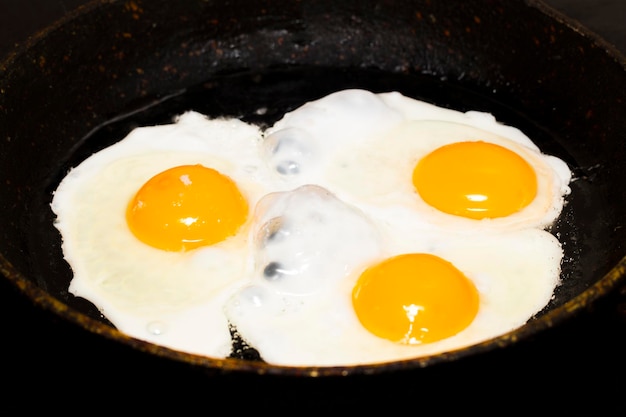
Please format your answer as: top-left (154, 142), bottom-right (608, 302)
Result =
top-left (263, 90), bottom-right (572, 232)
top-left (51, 89), bottom-right (572, 367)
top-left (225, 194), bottom-right (562, 365)
top-left (51, 112), bottom-right (280, 357)
top-left (223, 90), bottom-right (571, 366)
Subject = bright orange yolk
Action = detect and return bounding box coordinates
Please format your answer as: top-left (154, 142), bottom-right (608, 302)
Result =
top-left (352, 253), bottom-right (479, 345)
top-left (412, 141), bottom-right (537, 219)
top-left (126, 164), bottom-right (248, 252)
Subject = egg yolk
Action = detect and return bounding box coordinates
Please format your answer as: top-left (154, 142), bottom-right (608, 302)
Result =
top-left (412, 141), bottom-right (537, 219)
top-left (126, 164), bottom-right (248, 251)
top-left (352, 253), bottom-right (479, 345)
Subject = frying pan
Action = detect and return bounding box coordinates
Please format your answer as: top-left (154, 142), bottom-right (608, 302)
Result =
top-left (1, 0), bottom-right (625, 401)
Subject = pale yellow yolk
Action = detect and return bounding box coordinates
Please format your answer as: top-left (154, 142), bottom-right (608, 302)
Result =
top-left (352, 253), bottom-right (479, 345)
top-left (126, 164), bottom-right (248, 251)
top-left (412, 141), bottom-right (538, 219)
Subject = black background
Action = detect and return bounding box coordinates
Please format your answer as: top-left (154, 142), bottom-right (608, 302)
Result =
top-left (1, 0), bottom-right (625, 412)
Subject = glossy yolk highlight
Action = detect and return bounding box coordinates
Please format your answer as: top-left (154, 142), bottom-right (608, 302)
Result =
top-left (126, 164), bottom-right (248, 251)
top-left (412, 141), bottom-right (537, 219)
top-left (352, 253), bottom-right (479, 345)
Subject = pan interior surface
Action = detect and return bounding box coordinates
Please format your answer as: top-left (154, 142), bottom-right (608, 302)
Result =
top-left (1, 0), bottom-right (625, 375)
top-left (27, 66), bottom-right (614, 369)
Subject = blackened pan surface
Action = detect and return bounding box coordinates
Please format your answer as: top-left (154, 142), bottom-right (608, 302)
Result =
top-left (0, 0), bottom-right (625, 376)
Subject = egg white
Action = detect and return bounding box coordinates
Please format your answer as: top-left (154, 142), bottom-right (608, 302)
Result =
top-left (51, 90), bottom-right (572, 367)
top-left (226, 89), bottom-right (571, 366)
top-left (225, 189), bottom-right (563, 366)
top-left (263, 89), bottom-right (572, 232)
top-left (324, 120), bottom-right (572, 233)
top-left (51, 112), bottom-right (277, 357)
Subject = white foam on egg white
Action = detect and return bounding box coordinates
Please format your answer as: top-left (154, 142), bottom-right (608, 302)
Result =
top-left (262, 89), bottom-right (405, 185)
